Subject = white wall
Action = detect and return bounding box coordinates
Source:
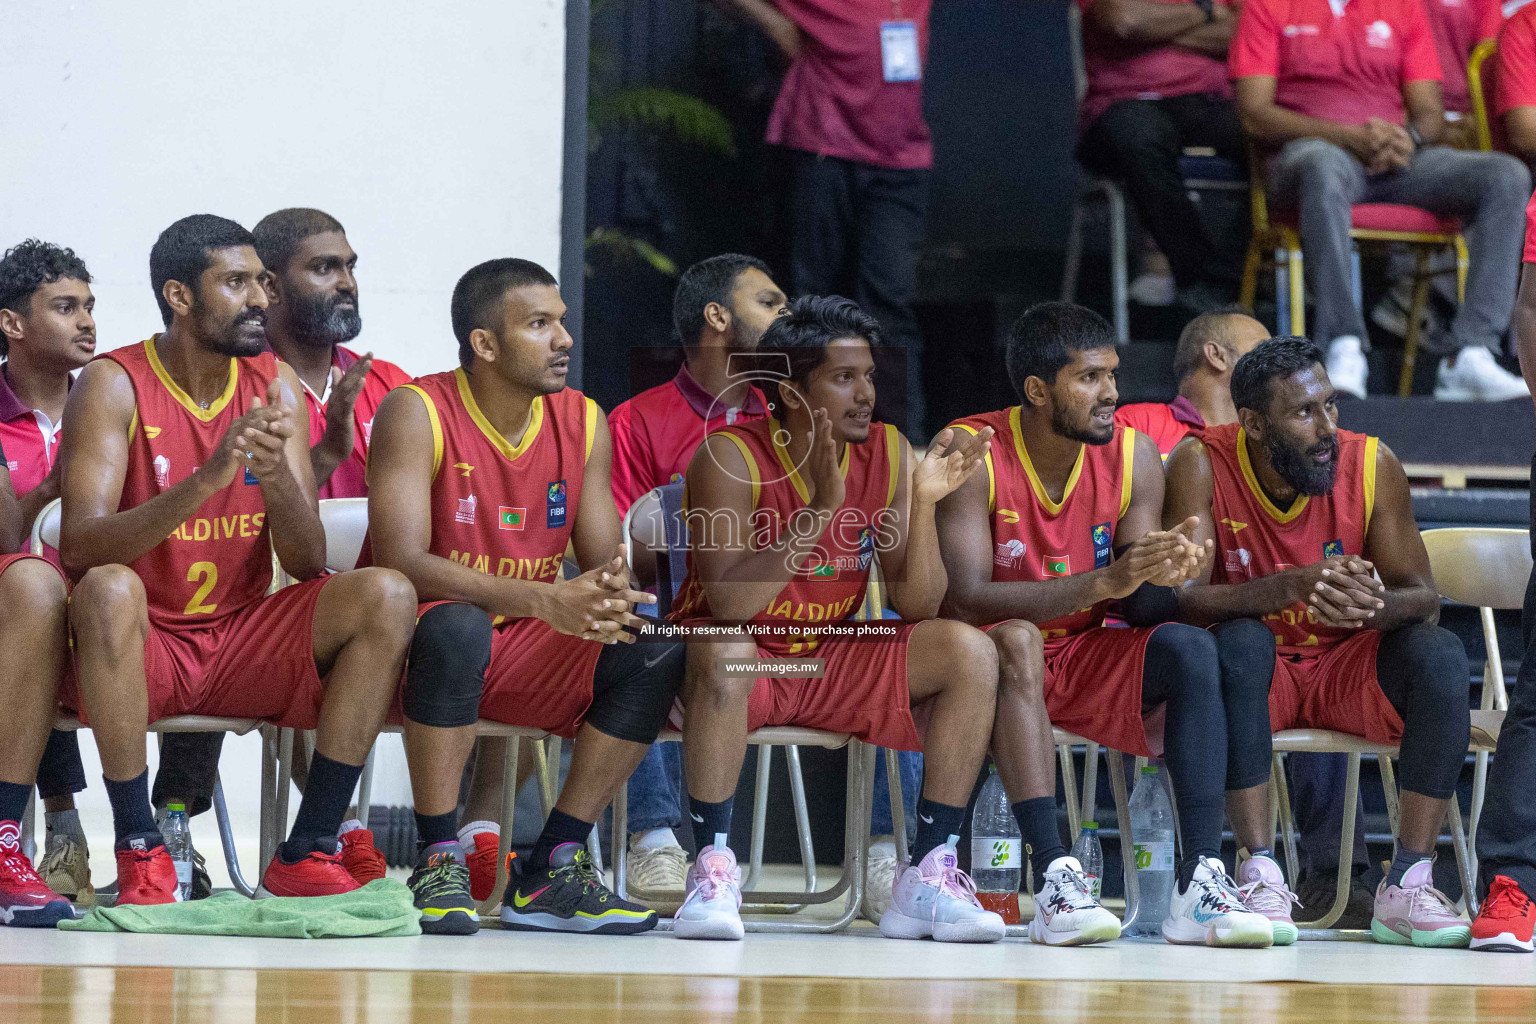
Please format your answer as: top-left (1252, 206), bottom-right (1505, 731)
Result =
top-left (4, 2), bottom-right (568, 874)
top-left (0, 0), bottom-right (568, 378)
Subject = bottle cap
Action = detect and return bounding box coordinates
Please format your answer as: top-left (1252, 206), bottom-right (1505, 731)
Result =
top-left (167, 802), bottom-right (186, 812)
top-left (1140, 765), bottom-right (1159, 775)
top-left (1082, 821), bottom-right (1099, 830)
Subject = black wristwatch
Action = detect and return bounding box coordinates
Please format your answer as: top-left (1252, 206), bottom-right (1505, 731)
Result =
top-left (1193, 0), bottom-right (1216, 22)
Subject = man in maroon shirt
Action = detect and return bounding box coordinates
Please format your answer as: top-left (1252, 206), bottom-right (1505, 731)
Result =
top-left (1232, 0), bottom-right (1529, 401)
top-left (714, 0), bottom-right (934, 439)
top-left (1076, 0), bottom-right (1246, 313)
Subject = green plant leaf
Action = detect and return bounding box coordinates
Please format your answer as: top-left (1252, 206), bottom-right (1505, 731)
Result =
top-left (588, 87), bottom-right (738, 158)
top-left (585, 227), bottom-right (679, 277)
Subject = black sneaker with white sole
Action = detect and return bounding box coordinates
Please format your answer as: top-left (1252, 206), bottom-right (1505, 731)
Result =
top-left (499, 842), bottom-right (655, 935)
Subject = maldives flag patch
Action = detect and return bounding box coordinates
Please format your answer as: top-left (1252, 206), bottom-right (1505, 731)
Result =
top-left (1043, 554), bottom-right (1071, 577)
top-left (806, 560), bottom-right (839, 580)
top-left (499, 506), bottom-right (527, 531)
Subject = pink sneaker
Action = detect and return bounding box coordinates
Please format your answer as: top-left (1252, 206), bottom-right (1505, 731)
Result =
top-left (674, 843), bottom-right (743, 941)
top-left (878, 837), bottom-right (1004, 943)
top-left (1236, 854), bottom-right (1301, 946)
top-left (1371, 859), bottom-right (1471, 948)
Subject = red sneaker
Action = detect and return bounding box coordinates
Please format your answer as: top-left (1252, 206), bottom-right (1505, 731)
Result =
top-left (338, 828), bottom-right (387, 885)
top-left (0, 822), bottom-right (72, 927)
top-left (259, 849), bottom-right (361, 898)
top-left (465, 830), bottom-right (501, 902)
top-left (1472, 875), bottom-right (1536, 953)
top-left (114, 840), bottom-right (181, 907)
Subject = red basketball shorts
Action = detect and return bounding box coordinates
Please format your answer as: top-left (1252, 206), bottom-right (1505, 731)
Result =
top-left (1269, 631), bottom-right (1403, 744)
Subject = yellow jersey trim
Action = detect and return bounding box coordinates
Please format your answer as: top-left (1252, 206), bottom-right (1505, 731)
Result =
top-left (1237, 427), bottom-right (1309, 523)
top-left (454, 367), bottom-right (544, 462)
top-left (716, 432), bottom-right (761, 511)
top-left (769, 416), bottom-right (850, 506)
top-left (1011, 405), bottom-right (1084, 516)
top-left (584, 397), bottom-right (599, 463)
top-left (884, 423), bottom-right (901, 507)
top-left (127, 408), bottom-right (139, 445)
top-left (145, 335), bottom-right (238, 422)
top-left (1119, 427), bottom-right (1136, 519)
top-left (1363, 435), bottom-right (1379, 536)
top-left (401, 384), bottom-right (444, 481)
top-left (949, 422), bottom-right (996, 514)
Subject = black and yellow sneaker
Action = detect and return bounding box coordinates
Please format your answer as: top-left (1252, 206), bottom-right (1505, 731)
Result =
top-left (499, 842), bottom-right (656, 935)
top-left (407, 841), bottom-right (480, 936)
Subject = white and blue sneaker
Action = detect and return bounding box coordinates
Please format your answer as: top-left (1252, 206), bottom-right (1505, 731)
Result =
top-left (1163, 855), bottom-right (1273, 947)
top-left (879, 836), bottom-right (1005, 943)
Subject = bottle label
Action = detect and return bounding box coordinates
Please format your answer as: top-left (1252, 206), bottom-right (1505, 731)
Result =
top-left (1133, 841), bottom-right (1174, 872)
top-left (971, 837), bottom-right (1022, 870)
top-left (174, 860), bottom-right (193, 885)
top-left (1085, 872), bottom-right (1102, 900)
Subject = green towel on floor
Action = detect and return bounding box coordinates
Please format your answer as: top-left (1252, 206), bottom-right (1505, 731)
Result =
top-left (59, 878), bottom-right (421, 938)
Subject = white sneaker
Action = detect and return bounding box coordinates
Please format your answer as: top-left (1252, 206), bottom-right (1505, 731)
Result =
top-left (862, 837), bottom-right (898, 924)
top-left (1130, 272), bottom-right (1176, 307)
top-left (1326, 336), bottom-right (1368, 399)
top-left (1029, 856), bottom-right (1121, 946)
top-left (879, 837), bottom-right (1005, 943)
top-left (1434, 347), bottom-right (1531, 402)
top-left (674, 843), bottom-right (743, 940)
top-left (1163, 855), bottom-right (1274, 947)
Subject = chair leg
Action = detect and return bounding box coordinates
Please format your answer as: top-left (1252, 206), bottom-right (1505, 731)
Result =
top-left (1349, 243), bottom-right (1363, 312)
top-left (1059, 744), bottom-right (1081, 839)
top-left (1080, 742), bottom-right (1100, 826)
top-left (478, 733), bottom-right (520, 917)
top-left (1297, 751), bottom-right (1361, 930)
top-left (1274, 753), bottom-right (1302, 888)
top-left (1399, 248), bottom-right (1433, 397)
top-left (1447, 794), bottom-right (1477, 917)
top-left (612, 758), bottom-right (630, 900)
top-left (784, 744), bottom-right (817, 893)
top-left (745, 745), bottom-right (773, 890)
top-left (1379, 755), bottom-right (1402, 843)
top-left (1107, 749), bottom-right (1138, 921)
top-left (1455, 235), bottom-right (1468, 304)
top-left (1288, 248), bottom-right (1306, 337)
top-left (1061, 195), bottom-right (1087, 304)
top-left (213, 776), bottom-right (256, 898)
top-left (885, 749), bottom-right (908, 865)
top-left (355, 743), bottom-right (377, 830)
top-left (1240, 244), bottom-right (1262, 313)
top-left (1107, 185), bottom-right (1130, 344)
top-left (259, 725), bottom-right (279, 873)
top-left (538, 736), bottom-right (561, 818)
top-left (1470, 748), bottom-right (1490, 891)
top-left (274, 728), bottom-right (295, 853)
top-left (1274, 250), bottom-right (1292, 336)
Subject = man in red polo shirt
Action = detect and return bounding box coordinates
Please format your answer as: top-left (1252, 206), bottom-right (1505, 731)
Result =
top-left (0, 240), bottom-right (97, 904)
top-left (1116, 307), bottom-right (1269, 455)
top-left (714, 0), bottom-right (934, 439)
top-left (1498, 1), bottom-right (1536, 162)
top-left (1232, 0), bottom-right (1530, 401)
top-left (1076, 0), bottom-right (1246, 313)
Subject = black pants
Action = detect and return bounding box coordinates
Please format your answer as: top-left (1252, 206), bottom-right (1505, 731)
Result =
top-left (1077, 93), bottom-right (1244, 289)
top-left (789, 150), bottom-right (930, 440)
top-left (1476, 453), bottom-right (1536, 897)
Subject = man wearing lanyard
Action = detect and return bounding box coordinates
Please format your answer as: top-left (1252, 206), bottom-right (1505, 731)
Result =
top-left (713, 0), bottom-right (935, 441)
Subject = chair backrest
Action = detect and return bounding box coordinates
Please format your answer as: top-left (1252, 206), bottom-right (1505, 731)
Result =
top-left (1422, 526), bottom-right (1530, 713)
top-left (1468, 37), bottom-right (1502, 153)
top-left (31, 497), bottom-right (61, 556)
top-left (319, 497), bottom-right (369, 572)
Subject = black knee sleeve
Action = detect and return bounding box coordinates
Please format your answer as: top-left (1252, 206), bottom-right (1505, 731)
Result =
top-left (1377, 623), bottom-right (1471, 799)
top-left (1212, 618), bottom-right (1278, 791)
top-left (583, 641), bottom-right (685, 745)
top-left (402, 603), bottom-right (492, 729)
top-left (1142, 624), bottom-right (1228, 859)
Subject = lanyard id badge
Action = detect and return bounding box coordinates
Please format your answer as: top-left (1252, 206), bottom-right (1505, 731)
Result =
top-left (880, 21), bottom-right (921, 82)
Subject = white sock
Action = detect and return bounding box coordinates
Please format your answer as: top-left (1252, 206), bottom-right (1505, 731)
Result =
top-left (629, 827), bottom-right (681, 853)
top-left (45, 809), bottom-right (85, 850)
top-left (457, 820), bottom-right (499, 850)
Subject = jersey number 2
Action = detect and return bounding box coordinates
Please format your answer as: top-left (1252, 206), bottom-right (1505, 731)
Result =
top-left (184, 561), bottom-right (219, 615)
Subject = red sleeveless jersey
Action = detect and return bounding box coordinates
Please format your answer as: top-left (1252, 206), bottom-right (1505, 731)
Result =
top-left (105, 336), bottom-right (283, 629)
top-left (1202, 422), bottom-right (1379, 651)
top-left (948, 408), bottom-right (1136, 639)
top-left (294, 346), bottom-right (412, 500)
top-left (671, 417), bottom-right (901, 658)
top-left (400, 369), bottom-right (598, 613)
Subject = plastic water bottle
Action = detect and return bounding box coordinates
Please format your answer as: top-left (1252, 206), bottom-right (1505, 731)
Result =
top-left (162, 803), bottom-right (194, 902)
top-left (1122, 765), bottom-right (1175, 936)
top-left (1070, 821), bottom-right (1104, 901)
top-left (969, 765), bottom-right (1022, 924)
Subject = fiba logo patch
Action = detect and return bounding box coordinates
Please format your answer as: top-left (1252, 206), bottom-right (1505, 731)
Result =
top-left (456, 493), bottom-right (478, 525)
top-left (547, 479), bottom-right (567, 529)
top-left (857, 526), bottom-right (876, 572)
top-left (1092, 522), bottom-right (1112, 568)
top-left (994, 538), bottom-right (1026, 569)
top-left (1323, 539), bottom-right (1344, 558)
top-left (153, 454), bottom-right (171, 490)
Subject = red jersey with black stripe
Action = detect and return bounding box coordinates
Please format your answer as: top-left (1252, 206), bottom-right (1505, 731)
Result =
top-left (104, 337), bottom-right (282, 629)
top-left (293, 346), bottom-right (412, 499)
top-left (948, 408), bottom-right (1136, 639)
top-left (402, 369), bottom-right (597, 607)
top-left (671, 417), bottom-right (901, 657)
top-left (1200, 422), bottom-right (1378, 651)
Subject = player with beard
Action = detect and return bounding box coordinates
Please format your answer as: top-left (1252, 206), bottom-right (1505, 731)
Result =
top-left (939, 301), bottom-right (1275, 947)
top-left (57, 214), bottom-right (415, 905)
top-left (1164, 335), bottom-right (1474, 948)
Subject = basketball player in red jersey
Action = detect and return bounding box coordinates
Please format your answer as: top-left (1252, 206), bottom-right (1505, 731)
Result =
top-left (147, 210), bottom-right (413, 885)
top-left (367, 258), bottom-right (681, 935)
top-left (939, 301), bottom-right (1275, 948)
top-left (1115, 308), bottom-right (1269, 457)
top-left (1165, 336), bottom-right (1474, 948)
top-left (670, 295), bottom-right (1004, 943)
top-left (0, 443), bottom-right (73, 925)
top-left (57, 215), bottom-right (416, 906)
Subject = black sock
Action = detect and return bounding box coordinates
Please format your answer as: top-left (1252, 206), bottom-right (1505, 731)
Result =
top-left (1244, 846), bottom-right (1275, 862)
top-left (104, 770), bottom-right (158, 844)
top-left (529, 808), bottom-right (593, 871)
top-left (415, 809), bottom-right (460, 852)
top-left (281, 752), bottom-right (363, 863)
top-left (1011, 797), bottom-right (1067, 883)
top-left (1386, 847), bottom-right (1431, 889)
top-left (688, 795), bottom-right (733, 853)
top-left (0, 781), bottom-right (30, 827)
top-left (912, 797), bottom-right (966, 863)
top-left (1177, 854), bottom-right (1222, 893)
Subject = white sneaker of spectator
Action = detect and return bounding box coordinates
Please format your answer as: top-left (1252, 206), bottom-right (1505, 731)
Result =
top-left (1433, 346), bottom-right (1531, 402)
top-left (1129, 272), bottom-right (1176, 308)
top-left (1325, 336), bottom-right (1368, 399)
top-left (862, 836), bottom-right (898, 924)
